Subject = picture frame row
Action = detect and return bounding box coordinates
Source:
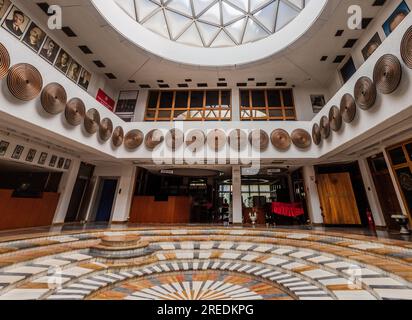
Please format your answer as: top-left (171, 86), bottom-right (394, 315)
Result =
top-left (0, 1), bottom-right (92, 91)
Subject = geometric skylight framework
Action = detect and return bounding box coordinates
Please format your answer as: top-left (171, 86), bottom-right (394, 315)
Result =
top-left (114, 0), bottom-right (309, 48)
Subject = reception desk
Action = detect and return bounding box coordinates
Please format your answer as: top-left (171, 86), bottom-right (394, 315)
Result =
top-left (0, 189), bottom-right (60, 230)
top-left (129, 196), bottom-right (191, 224)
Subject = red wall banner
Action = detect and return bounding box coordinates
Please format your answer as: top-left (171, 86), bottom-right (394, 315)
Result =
top-left (96, 89), bottom-right (115, 112)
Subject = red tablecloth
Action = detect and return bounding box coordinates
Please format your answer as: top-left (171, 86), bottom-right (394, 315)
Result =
top-left (272, 202), bottom-right (304, 217)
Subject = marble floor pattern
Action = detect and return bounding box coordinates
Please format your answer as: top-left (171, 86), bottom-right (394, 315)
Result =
top-left (0, 226), bottom-right (411, 300)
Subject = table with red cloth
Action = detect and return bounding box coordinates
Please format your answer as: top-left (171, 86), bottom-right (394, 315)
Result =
top-left (271, 202), bottom-right (304, 217)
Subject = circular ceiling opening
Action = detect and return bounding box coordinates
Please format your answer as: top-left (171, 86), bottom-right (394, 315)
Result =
top-left (92, 0), bottom-right (327, 66)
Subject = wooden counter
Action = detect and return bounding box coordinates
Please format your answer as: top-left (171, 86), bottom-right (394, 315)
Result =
top-left (129, 196), bottom-right (191, 224)
top-left (0, 189), bottom-right (60, 230)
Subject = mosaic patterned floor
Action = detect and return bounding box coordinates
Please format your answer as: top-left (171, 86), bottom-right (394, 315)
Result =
top-left (0, 227), bottom-right (411, 300)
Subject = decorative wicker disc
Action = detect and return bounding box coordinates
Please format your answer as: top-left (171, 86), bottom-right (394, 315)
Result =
top-left (328, 105), bottom-right (343, 132)
top-left (124, 129), bottom-right (144, 150)
top-left (207, 129), bottom-right (226, 151)
top-left (186, 130), bottom-right (206, 148)
top-left (270, 129), bottom-right (291, 150)
top-left (165, 129), bottom-right (184, 151)
top-left (145, 129), bottom-right (164, 150)
top-left (40, 82), bottom-right (67, 115)
top-left (401, 26), bottom-right (412, 69)
top-left (0, 42), bottom-right (11, 79)
top-left (320, 116), bottom-right (331, 140)
top-left (84, 108), bottom-right (100, 134)
top-left (112, 126), bottom-right (124, 147)
top-left (340, 93), bottom-right (357, 123)
top-left (312, 123), bottom-right (321, 146)
top-left (291, 129), bottom-right (312, 149)
top-left (65, 98), bottom-right (86, 126)
top-left (249, 129), bottom-right (269, 152)
top-left (99, 118), bottom-right (113, 141)
top-left (7, 63), bottom-right (43, 101)
top-left (354, 76), bottom-right (377, 110)
top-left (229, 129), bottom-right (248, 151)
top-left (373, 54), bottom-right (402, 94)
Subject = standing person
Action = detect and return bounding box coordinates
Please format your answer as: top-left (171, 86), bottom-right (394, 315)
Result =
top-left (221, 199), bottom-right (229, 227)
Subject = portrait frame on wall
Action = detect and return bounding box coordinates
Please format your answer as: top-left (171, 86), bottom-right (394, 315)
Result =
top-left (362, 33), bottom-right (382, 61)
top-left (310, 95), bottom-right (326, 113)
top-left (40, 36), bottom-right (60, 64)
top-left (57, 157), bottom-right (65, 169)
top-left (22, 21), bottom-right (46, 53)
top-left (67, 60), bottom-right (81, 83)
top-left (0, 140), bottom-right (9, 156)
top-left (383, 1), bottom-right (410, 36)
top-left (49, 155), bottom-right (57, 168)
top-left (0, 0), bottom-right (12, 21)
top-left (25, 149), bottom-right (37, 163)
top-left (54, 49), bottom-right (72, 74)
top-left (1, 5), bottom-right (30, 39)
top-left (78, 68), bottom-right (91, 91)
top-left (11, 145), bottom-right (24, 160)
top-left (64, 159), bottom-right (71, 170)
top-left (38, 152), bottom-right (48, 165)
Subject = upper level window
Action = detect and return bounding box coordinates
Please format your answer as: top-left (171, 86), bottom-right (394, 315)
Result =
top-left (145, 90), bottom-right (231, 121)
top-left (240, 89), bottom-right (296, 121)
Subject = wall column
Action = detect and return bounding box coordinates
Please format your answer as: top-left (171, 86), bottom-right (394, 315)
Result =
top-left (302, 165), bottom-right (323, 224)
top-left (231, 88), bottom-right (240, 121)
top-left (52, 159), bottom-right (81, 224)
top-left (111, 166), bottom-right (138, 223)
top-left (358, 158), bottom-right (386, 227)
top-left (232, 165), bottom-right (243, 224)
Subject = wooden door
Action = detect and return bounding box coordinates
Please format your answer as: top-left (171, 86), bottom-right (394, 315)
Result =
top-left (317, 173), bottom-right (361, 225)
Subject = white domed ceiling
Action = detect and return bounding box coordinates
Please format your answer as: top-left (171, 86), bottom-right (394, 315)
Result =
top-left (114, 0), bottom-right (310, 48)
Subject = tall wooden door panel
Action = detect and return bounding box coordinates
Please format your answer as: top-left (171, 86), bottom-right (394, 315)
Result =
top-left (317, 173), bottom-right (361, 225)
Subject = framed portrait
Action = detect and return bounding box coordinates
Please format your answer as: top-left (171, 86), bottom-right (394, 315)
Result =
top-left (383, 1), bottom-right (410, 36)
top-left (0, 0), bottom-right (12, 21)
top-left (38, 152), bottom-right (48, 165)
top-left (78, 68), bottom-right (91, 91)
top-left (0, 140), bottom-right (9, 156)
top-left (64, 159), bottom-right (71, 170)
top-left (40, 36), bottom-right (60, 64)
top-left (67, 60), bottom-right (81, 83)
top-left (25, 148), bottom-right (37, 162)
top-left (11, 145), bottom-right (24, 160)
top-left (49, 155), bottom-right (57, 167)
top-left (362, 33), bottom-right (382, 61)
top-left (1, 6), bottom-right (30, 39)
top-left (22, 22), bottom-right (46, 53)
top-left (54, 49), bottom-right (72, 74)
top-left (57, 157), bottom-right (65, 169)
top-left (310, 95), bottom-right (326, 113)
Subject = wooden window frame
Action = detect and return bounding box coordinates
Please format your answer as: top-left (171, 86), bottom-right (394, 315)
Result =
top-left (239, 88), bottom-right (297, 121)
top-left (144, 89), bottom-right (232, 122)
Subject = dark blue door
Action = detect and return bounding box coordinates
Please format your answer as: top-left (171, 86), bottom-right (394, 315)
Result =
top-left (95, 179), bottom-right (118, 222)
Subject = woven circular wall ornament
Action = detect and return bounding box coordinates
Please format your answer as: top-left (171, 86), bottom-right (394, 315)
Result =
top-left (165, 129), bottom-right (184, 151)
top-left (124, 129), bottom-right (144, 150)
top-left (112, 126), bottom-right (124, 147)
top-left (0, 42), bottom-right (11, 79)
top-left (373, 54), bottom-right (402, 94)
top-left (312, 123), bottom-right (321, 146)
top-left (186, 130), bottom-right (206, 149)
top-left (270, 129), bottom-right (291, 150)
top-left (228, 129), bottom-right (248, 152)
top-left (99, 118), bottom-right (113, 141)
top-left (84, 108), bottom-right (100, 134)
top-left (249, 129), bottom-right (269, 152)
top-left (401, 25), bottom-right (412, 69)
top-left (207, 129), bottom-right (226, 151)
top-left (340, 93), bottom-right (357, 123)
top-left (65, 98), bottom-right (86, 126)
top-left (40, 82), bottom-right (67, 114)
top-left (354, 76), bottom-right (377, 110)
top-left (7, 63), bottom-right (43, 101)
top-left (328, 105), bottom-right (343, 132)
top-left (291, 129), bottom-right (312, 149)
top-left (320, 116), bottom-right (331, 139)
top-left (145, 129), bottom-right (164, 150)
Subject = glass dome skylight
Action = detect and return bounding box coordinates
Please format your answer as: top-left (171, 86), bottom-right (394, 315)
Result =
top-left (114, 0), bottom-right (310, 48)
